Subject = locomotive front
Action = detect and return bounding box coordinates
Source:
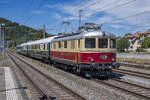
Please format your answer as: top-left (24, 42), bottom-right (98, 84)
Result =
top-left (78, 31), bottom-right (120, 76)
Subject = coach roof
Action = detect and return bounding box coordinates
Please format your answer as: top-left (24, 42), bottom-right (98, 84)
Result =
top-left (18, 36), bottom-right (57, 47)
top-left (52, 31), bottom-right (115, 42)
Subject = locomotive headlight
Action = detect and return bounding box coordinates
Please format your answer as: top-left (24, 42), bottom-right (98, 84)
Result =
top-left (90, 58), bottom-right (94, 62)
top-left (112, 58), bottom-right (115, 61)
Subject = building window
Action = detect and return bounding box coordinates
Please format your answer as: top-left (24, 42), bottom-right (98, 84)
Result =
top-left (64, 41), bottom-right (67, 48)
top-left (85, 38), bottom-right (96, 48)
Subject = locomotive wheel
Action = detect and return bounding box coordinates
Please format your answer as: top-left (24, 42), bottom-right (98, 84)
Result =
top-left (64, 65), bottom-right (68, 71)
top-left (75, 67), bottom-right (81, 75)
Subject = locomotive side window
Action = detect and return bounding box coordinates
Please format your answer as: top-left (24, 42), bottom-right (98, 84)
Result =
top-left (98, 38), bottom-right (108, 48)
top-left (71, 40), bottom-right (75, 49)
top-left (59, 42), bottom-right (61, 48)
top-left (78, 40), bottom-right (80, 48)
top-left (85, 38), bottom-right (96, 48)
top-left (64, 41), bottom-right (67, 48)
top-left (110, 39), bottom-right (116, 48)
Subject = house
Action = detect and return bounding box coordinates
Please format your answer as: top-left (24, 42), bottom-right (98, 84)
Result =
top-left (126, 31), bottom-right (143, 51)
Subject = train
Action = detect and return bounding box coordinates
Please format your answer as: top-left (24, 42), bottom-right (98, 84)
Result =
top-left (16, 23), bottom-right (120, 77)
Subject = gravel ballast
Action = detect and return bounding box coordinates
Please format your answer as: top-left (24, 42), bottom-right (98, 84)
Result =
top-left (17, 53), bottom-right (142, 100)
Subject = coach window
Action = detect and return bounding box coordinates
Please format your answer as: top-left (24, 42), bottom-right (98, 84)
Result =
top-left (110, 39), bottom-right (116, 48)
top-left (64, 41), bottom-right (67, 48)
top-left (53, 43), bottom-right (56, 49)
top-left (45, 44), bottom-right (47, 50)
top-left (43, 44), bottom-right (45, 50)
top-left (39, 44), bottom-right (40, 50)
top-left (47, 44), bottom-right (49, 50)
top-left (85, 38), bottom-right (96, 48)
top-left (98, 38), bottom-right (108, 48)
top-left (59, 42), bottom-right (61, 48)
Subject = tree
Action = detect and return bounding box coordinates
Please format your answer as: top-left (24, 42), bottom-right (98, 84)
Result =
top-left (0, 17), bottom-right (53, 48)
top-left (124, 33), bottom-right (132, 37)
top-left (141, 37), bottom-right (150, 48)
top-left (116, 37), bottom-right (130, 52)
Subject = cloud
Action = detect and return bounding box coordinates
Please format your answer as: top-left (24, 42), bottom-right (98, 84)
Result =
top-left (45, 4), bottom-right (62, 8)
top-left (53, 13), bottom-right (62, 19)
top-left (109, 24), bottom-right (129, 29)
top-left (48, 0), bottom-right (150, 32)
top-left (0, 0), bottom-right (8, 3)
top-left (32, 10), bottom-right (45, 14)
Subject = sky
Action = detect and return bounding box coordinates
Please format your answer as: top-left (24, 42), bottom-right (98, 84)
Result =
top-left (1, 0), bottom-right (150, 36)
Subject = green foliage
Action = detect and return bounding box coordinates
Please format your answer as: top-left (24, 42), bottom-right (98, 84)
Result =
top-left (116, 37), bottom-right (130, 52)
top-left (141, 37), bottom-right (150, 48)
top-left (0, 17), bottom-right (52, 48)
top-left (124, 33), bottom-right (132, 37)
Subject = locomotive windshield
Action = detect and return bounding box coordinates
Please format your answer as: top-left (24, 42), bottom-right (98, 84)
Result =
top-left (110, 39), bottom-right (116, 48)
top-left (85, 38), bottom-right (96, 48)
top-left (98, 38), bottom-right (108, 48)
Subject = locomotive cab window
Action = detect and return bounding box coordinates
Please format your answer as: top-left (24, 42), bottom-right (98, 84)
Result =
top-left (85, 38), bottom-right (96, 48)
top-left (110, 39), bottom-right (116, 48)
top-left (98, 38), bottom-right (108, 48)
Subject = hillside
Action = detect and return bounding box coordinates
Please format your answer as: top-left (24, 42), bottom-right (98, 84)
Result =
top-left (0, 17), bottom-right (53, 48)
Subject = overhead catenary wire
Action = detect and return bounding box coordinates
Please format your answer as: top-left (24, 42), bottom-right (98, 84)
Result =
top-left (24, 0), bottom-right (47, 24)
top-left (90, 0), bottom-right (122, 14)
top-left (80, 0), bottom-right (102, 10)
top-left (103, 10), bottom-right (150, 25)
top-left (89, 0), bottom-right (136, 17)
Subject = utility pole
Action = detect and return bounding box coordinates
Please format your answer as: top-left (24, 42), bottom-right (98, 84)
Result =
top-left (0, 23), bottom-right (5, 65)
top-left (79, 9), bottom-right (82, 31)
top-left (0, 25), bottom-right (1, 55)
top-left (2, 26), bottom-right (4, 65)
top-left (43, 24), bottom-right (46, 38)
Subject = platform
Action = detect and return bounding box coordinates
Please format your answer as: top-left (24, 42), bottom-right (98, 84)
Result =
top-left (0, 67), bottom-right (27, 100)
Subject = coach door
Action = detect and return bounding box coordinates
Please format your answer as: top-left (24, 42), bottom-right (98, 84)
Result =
top-left (48, 43), bottom-right (50, 58)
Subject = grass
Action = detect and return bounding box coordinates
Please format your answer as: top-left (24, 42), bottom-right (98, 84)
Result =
top-left (17, 52), bottom-right (56, 72)
top-left (0, 53), bottom-right (2, 64)
top-left (117, 58), bottom-right (150, 65)
top-left (0, 50), bottom-right (11, 67)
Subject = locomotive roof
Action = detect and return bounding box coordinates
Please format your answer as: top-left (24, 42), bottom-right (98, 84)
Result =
top-left (17, 36), bottom-right (57, 47)
top-left (52, 31), bottom-right (115, 42)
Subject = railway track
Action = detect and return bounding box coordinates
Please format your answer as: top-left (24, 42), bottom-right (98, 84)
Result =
top-left (120, 62), bottom-right (150, 70)
top-left (8, 53), bottom-right (86, 100)
top-left (8, 53), bottom-right (47, 100)
top-left (112, 69), bottom-right (150, 79)
top-left (93, 77), bottom-right (150, 100)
